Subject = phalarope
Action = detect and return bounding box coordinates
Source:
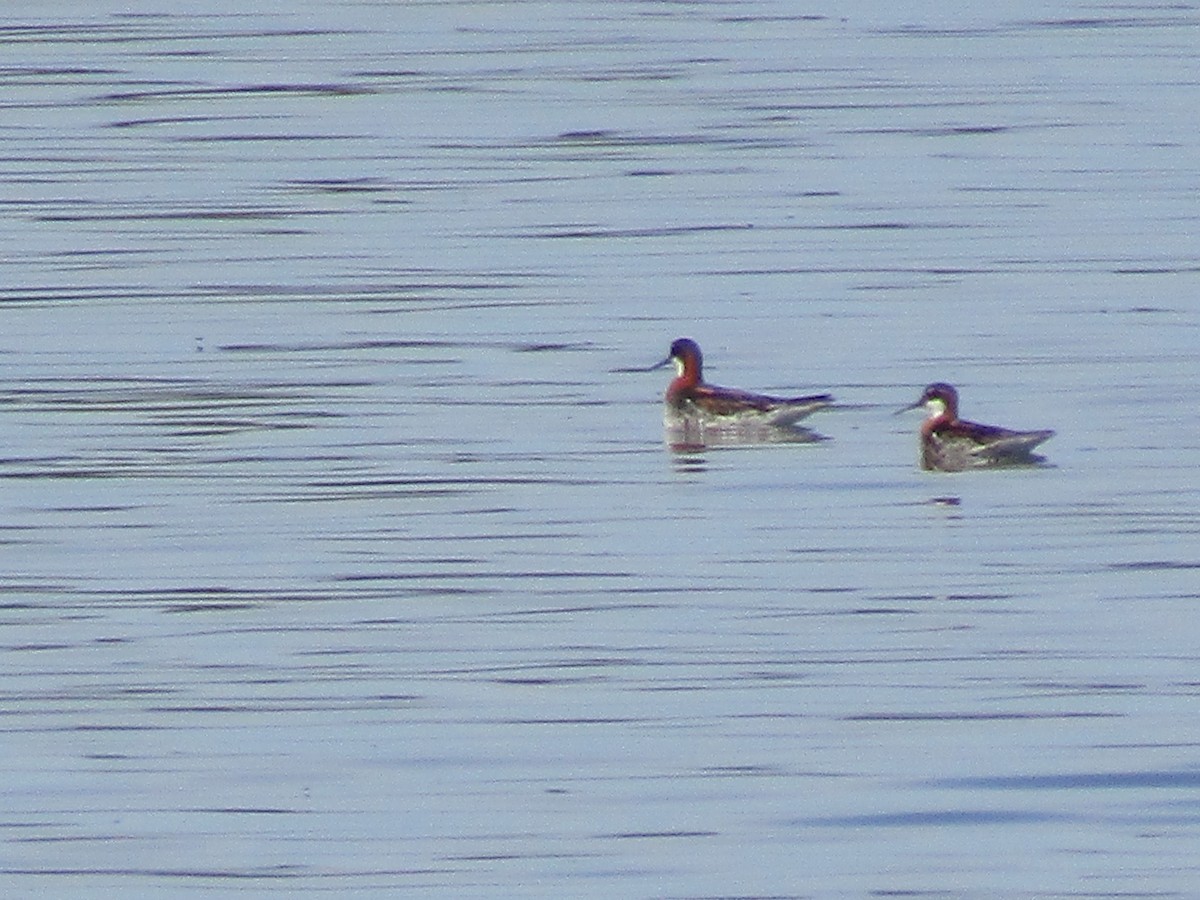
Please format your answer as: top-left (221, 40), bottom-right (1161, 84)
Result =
top-left (899, 382), bottom-right (1054, 471)
top-left (654, 338), bottom-right (833, 428)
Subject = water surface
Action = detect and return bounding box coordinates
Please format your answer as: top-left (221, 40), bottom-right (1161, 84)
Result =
top-left (2, 2), bottom-right (1200, 897)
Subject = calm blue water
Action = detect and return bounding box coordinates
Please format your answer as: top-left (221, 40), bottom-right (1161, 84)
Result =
top-left (2, 2), bottom-right (1200, 897)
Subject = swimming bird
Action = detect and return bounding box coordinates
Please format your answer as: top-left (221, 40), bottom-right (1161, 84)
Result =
top-left (899, 382), bottom-right (1054, 471)
top-left (653, 338), bottom-right (833, 428)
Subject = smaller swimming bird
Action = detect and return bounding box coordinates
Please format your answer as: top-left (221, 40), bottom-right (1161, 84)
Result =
top-left (899, 382), bottom-right (1054, 472)
top-left (654, 338), bottom-right (833, 428)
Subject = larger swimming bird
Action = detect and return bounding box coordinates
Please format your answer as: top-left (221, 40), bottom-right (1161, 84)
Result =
top-left (654, 338), bottom-right (833, 428)
top-left (899, 382), bottom-right (1054, 471)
